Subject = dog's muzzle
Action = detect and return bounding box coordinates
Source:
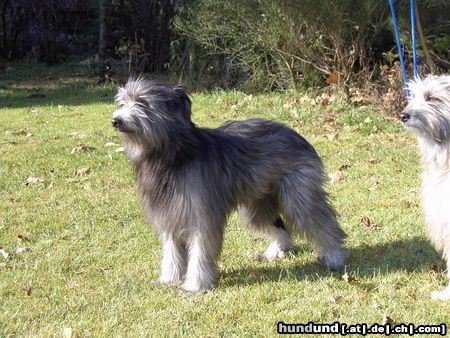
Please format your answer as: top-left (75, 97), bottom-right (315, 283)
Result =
top-left (112, 117), bottom-right (123, 130)
top-left (399, 112), bottom-right (411, 123)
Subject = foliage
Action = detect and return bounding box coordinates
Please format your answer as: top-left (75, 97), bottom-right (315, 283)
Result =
top-left (174, 0), bottom-right (449, 91)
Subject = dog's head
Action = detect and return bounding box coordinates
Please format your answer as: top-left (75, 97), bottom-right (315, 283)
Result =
top-left (400, 75), bottom-right (450, 143)
top-left (112, 78), bottom-right (192, 149)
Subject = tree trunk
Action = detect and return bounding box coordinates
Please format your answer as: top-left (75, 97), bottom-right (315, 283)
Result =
top-left (98, 0), bottom-right (107, 80)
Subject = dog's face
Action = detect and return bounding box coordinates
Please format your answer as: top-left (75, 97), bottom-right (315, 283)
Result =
top-left (400, 75), bottom-right (450, 143)
top-left (112, 78), bottom-right (192, 148)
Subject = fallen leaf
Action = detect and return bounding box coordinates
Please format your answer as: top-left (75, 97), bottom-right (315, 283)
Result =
top-left (75, 167), bottom-right (91, 176)
top-left (382, 314), bottom-right (394, 325)
top-left (100, 268), bottom-right (111, 275)
top-left (338, 163), bottom-right (352, 171)
top-left (115, 147), bottom-right (125, 153)
top-left (71, 144), bottom-right (95, 154)
top-left (361, 217), bottom-right (382, 230)
top-left (429, 265), bottom-right (444, 281)
top-left (0, 247), bottom-right (10, 259)
top-left (16, 247), bottom-right (31, 254)
top-left (329, 294), bottom-right (342, 303)
top-left (22, 285), bottom-right (32, 296)
top-left (67, 280), bottom-right (80, 289)
top-left (329, 171), bottom-right (343, 185)
top-left (369, 181), bottom-right (379, 192)
top-left (326, 133), bottom-right (339, 141)
top-left (342, 273), bottom-right (359, 284)
top-left (70, 131), bottom-right (86, 139)
top-left (25, 176), bottom-right (45, 186)
top-left (16, 235), bottom-right (28, 244)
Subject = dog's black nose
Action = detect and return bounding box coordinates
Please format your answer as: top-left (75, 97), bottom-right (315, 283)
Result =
top-left (112, 117), bottom-right (122, 129)
top-left (399, 112), bottom-right (411, 123)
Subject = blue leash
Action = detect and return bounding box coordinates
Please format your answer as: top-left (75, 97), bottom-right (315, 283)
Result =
top-left (388, 0), bottom-right (418, 97)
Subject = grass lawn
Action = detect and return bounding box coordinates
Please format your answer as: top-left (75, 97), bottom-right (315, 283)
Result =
top-left (0, 62), bottom-right (449, 337)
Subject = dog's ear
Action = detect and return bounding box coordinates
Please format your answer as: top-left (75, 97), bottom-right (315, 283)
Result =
top-left (174, 85), bottom-right (192, 123)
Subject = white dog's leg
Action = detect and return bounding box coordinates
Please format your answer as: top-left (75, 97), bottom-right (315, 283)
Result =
top-left (158, 233), bottom-right (186, 285)
top-left (431, 261), bottom-right (450, 301)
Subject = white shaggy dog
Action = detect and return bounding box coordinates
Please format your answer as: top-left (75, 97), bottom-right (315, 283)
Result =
top-left (400, 74), bottom-right (450, 300)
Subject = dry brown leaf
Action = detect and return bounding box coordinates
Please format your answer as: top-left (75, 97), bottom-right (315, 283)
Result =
top-left (75, 167), bottom-right (91, 176)
top-left (329, 294), bottom-right (342, 303)
top-left (342, 273), bottom-right (359, 284)
top-left (338, 163), bottom-right (352, 171)
top-left (429, 265), bottom-right (444, 281)
top-left (382, 314), bottom-right (394, 325)
top-left (16, 235), bottom-right (28, 244)
top-left (325, 133), bottom-right (338, 141)
top-left (22, 285), bottom-right (32, 296)
top-left (70, 131), bottom-right (86, 139)
top-left (329, 171), bottom-right (343, 185)
top-left (25, 176), bottom-right (45, 186)
top-left (361, 217), bottom-right (382, 230)
top-left (16, 247), bottom-right (31, 254)
top-left (71, 144), bottom-right (95, 154)
top-left (0, 247), bottom-right (10, 259)
top-left (369, 181), bottom-right (379, 192)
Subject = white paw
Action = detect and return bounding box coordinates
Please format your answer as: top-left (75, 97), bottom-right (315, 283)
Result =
top-left (431, 289), bottom-right (450, 301)
top-left (257, 246), bottom-right (298, 261)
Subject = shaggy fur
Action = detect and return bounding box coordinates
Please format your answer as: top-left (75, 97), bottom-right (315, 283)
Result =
top-left (112, 78), bottom-right (347, 293)
top-left (400, 74), bottom-right (450, 300)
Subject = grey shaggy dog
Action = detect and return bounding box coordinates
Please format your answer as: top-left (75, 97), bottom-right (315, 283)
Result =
top-left (112, 78), bottom-right (347, 293)
top-left (400, 74), bottom-right (450, 300)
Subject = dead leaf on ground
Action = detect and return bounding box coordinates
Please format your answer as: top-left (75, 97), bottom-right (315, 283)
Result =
top-left (329, 294), bottom-right (342, 303)
top-left (25, 176), bottom-right (45, 186)
top-left (361, 217), bottom-right (382, 230)
top-left (75, 167), bottom-right (91, 176)
top-left (329, 171), bottom-right (343, 185)
top-left (382, 314), bottom-right (395, 325)
top-left (71, 144), bottom-right (95, 154)
top-left (70, 131), bottom-right (86, 139)
top-left (325, 133), bottom-right (339, 141)
top-left (369, 180), bottom-right (379, 192)
top-left (115, 147), bottom-right (125, 153)
top-left (16, 235), bottom-right (28, 244)
top-left (342, 273), bottom-right (359, 284)
top-left (16, 247), bottom-right (31, 254)
top-left (429, 265), bottom-right (444, 281)
top-left (338, 163), bottom-right (352, 171)
top-left (0, 247), bottom-right (10, 259)
top-left (22, 285), bottom-right (32, 296)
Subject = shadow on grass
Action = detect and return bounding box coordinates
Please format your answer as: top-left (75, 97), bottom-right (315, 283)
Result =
top-left (221, 238), bottom-right (441, 288)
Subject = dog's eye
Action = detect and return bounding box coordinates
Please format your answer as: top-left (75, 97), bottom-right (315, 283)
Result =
top-left (136, 98), bottom-right (148, 107)
top-left (424, 93), bottom-right (431, 101)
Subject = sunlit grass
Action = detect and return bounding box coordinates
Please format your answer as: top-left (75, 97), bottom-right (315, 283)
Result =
top-left (0, 62), bottom-right (448, 336)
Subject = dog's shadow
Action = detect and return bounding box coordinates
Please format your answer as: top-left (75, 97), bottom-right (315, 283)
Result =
top-left (220, 237), bottom-right (442, 288)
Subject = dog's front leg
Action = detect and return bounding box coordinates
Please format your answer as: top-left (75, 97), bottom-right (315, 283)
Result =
top-left (181, 231), bottom-right (222, 294)
top-left (157, 232), bottom-right (187, 285)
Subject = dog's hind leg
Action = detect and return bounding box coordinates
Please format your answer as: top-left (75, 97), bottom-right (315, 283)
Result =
top-left (158, 232), bottom-right (187, 285)
top-left (280, 168), bottom-right (347, 271)
top-left (239, 198), bottom-right (297, 261)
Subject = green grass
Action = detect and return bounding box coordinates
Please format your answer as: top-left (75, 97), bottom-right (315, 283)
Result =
top-left (0, 62), bottom-right (449, 337)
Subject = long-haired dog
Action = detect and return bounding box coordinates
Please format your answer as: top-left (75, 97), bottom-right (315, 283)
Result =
top-left (400, 74), bottom-right (450, 300)
top-left (112, 78), bottom-right (347, 293)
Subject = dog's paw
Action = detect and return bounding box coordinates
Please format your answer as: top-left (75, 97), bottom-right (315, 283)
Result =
top-left (431, 288), bottom-right (450, 301)
top-left (180, 282), bottom-right (210, 295)
top-left (256, 246), bottom-right (298, 262)
top-left (317, 248), bottom-right (347, 272)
